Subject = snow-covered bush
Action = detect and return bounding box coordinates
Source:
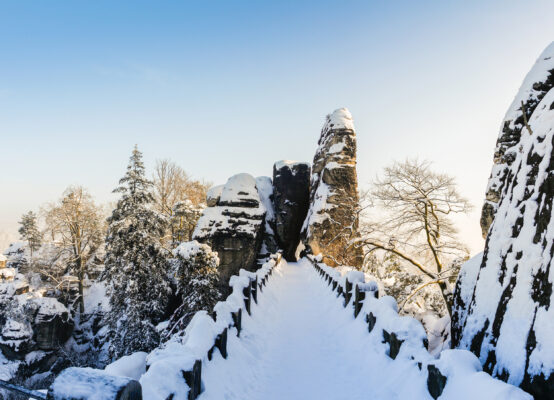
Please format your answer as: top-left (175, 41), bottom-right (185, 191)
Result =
top-left (164, 241), bottom-right (221, 340)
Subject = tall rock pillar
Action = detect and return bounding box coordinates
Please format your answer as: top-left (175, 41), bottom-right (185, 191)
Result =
top-left (272, 161), bottom-right (311, 261)
top-left (301, 108), bottom-right (363, 268)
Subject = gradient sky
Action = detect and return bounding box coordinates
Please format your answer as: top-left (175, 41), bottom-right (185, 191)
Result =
top-left (2, 0), bottom-right (554, 254)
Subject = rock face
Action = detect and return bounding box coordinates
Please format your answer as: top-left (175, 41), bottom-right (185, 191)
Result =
top-left (193, 173), bottom-right (266, 291)
top-left (453, 43), bottom-right (554, 399)
top-left (32, 298), bottom-right (73, 350)
top-left (301, 108), bottom-right (363, 268)
top-left (480, 42), bottom-right (554, 238)
top-left (272, 161), bottom-right (311, 261)
top-left (255, 176), bottom-right (279, 259)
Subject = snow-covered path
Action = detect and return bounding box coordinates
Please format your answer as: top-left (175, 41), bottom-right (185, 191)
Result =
top-left (199, 259), bottom-right (430, 400)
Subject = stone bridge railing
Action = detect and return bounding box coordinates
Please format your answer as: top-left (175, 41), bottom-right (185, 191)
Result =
top-left (0, 253), bottom-right (283, 400)
top-left (307, 255), bottom-right (528, 400)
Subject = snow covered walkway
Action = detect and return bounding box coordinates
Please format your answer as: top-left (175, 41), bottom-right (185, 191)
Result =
top-left (198, 259), bottom-right (431, 400)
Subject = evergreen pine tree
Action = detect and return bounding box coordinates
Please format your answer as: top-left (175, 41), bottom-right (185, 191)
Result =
top-left (104, 146), bottom-right (170, 358)
top-left (18, 211), bottom-right (42, 256)
top-left (164, 240), bottom-right (221, 341)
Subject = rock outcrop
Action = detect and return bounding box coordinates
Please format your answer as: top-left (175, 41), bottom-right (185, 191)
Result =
top-left (453, 43), bottom-right (554, 399)
top-left (301, 108), bottom-right (363, 268)
top-left (32, 298), bottom-right (73, 350)
top-left (480, 42), bottom-right (554, 237)
top-left (255, 176), bottom-right (279, 259)
top-left (272, 161), bottom-right (310, 261)
top-left (193, 173), bottom-right (266, 291)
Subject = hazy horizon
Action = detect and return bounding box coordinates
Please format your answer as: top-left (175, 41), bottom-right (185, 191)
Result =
top-left (3, 0), bottom-right (554, 255)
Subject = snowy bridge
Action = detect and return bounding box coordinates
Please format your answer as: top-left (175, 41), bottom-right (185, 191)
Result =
top-left (6, 254), bottom-right (531, 400)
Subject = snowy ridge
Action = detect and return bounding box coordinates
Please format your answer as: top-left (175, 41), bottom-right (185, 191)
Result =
top-left (309, 257), bottom-right (531, 399)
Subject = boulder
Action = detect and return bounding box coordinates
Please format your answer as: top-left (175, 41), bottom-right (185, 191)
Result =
top-left (479, 42), bottom-right (554, 237)
top-left (193, 174), bottom-right (266, 292)
top-left (48, 367), bottom-right (142, 400)
top-left (0, 318), bottom-right (34, 360)
top-left (301, 108), bottom-right (363, 268)
top-left (31, 298), bottom-right (74, 351)
top-left (272, 161), bottom-right (310, 261)
top-left (453, 42), bottom-right (554, 399)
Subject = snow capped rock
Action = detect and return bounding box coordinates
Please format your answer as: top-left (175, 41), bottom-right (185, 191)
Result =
top-left (218, 173), bottom-right (260, 208)
top-left (193, 173), bottom-right (266, 292)
top-left (323, 107), bottom-right (355, 131)
top-left (480, 41), bottom-right (554, 237)
top-left (301, 107), bottom-right (363, 268)
top-left (453, 44), bottom-right (554, 399)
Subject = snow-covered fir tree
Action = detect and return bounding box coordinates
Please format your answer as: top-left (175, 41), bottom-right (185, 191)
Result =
top-left (18, 211), bottom-right (42, 256)
top-left (164, 240), bottom-right (221, 341)
top-left (104, 146), bottom-right (171, 358)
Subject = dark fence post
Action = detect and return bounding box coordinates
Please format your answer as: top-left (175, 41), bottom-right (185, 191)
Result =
top-left (243, 285), bottom-right (251, 315)
top-left (344, 279), bottom-right (353, 307)
top-left (251, 277), bottom-right (258, 304)
top-left (232, 309), bottom-right (242, 337)
top-left (382, 330), bottom-right (404, 360)
top-left (209, 328), bottom-right (228, 360)
top-left (183, 360), bottom-right (202, 400)
top-left (354, 284), bottom-right (366, 318)
top-left (427, 365), bottom-right (447, 399)
top-left (367, 312), bottom-right (377, 333)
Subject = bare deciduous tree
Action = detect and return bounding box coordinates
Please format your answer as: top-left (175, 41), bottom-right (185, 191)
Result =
top-left (360, 159), bottom-right (471, 317)
top-left (153, 159), bottom-right (210, 245)
top-left (43, 186), bottom-right (105, 313)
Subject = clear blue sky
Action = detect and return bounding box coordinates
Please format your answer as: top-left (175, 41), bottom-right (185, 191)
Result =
top-left (2, 0), bottom-right (554, 253)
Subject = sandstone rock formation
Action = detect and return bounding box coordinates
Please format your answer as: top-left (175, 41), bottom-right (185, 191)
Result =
top-left (272, 161), bottom-right (310, 261)
top-left (480, 42), bottom-right (554, 237)
top-left (193, 173), bottom-right (266, 291)
top-left (301, 108), bottom-right (363, 268)
top-left (255, 176), bottom-right (279, 259)
top-left (32, 298), bottom-right (73, 350)
top-left (453, 43), bottom-right (554, 399)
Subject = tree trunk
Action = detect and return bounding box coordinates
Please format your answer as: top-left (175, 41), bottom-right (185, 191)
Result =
top-left (77, 256), bottom-right (85, 314)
